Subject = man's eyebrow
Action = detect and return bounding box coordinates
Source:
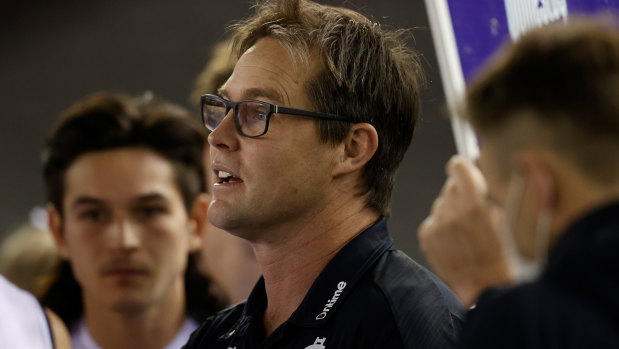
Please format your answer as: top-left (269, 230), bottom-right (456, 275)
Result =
top-left (71, 193), bottom-right (170, 209)
top-left (218, 87), bottom-right (284, 104)
top-left (245, 87), bottom-right (283, 103)
top-left (71, 196), bottom-right (105, 209)
top-left (132, 193), bottom-right (169, 204)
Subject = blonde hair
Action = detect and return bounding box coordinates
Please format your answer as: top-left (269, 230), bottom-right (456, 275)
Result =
top-left (0, 224), bottom-right (59, 299)
top-left (190, 39), bottom-right (236, 106)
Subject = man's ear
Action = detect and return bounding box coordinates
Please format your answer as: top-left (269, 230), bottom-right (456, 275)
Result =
top-left (515, 150), bottom-right (556, 213)
top-left (188, 193), bottom-right (211, 252)
top-left (47, 204), bottom-right (70, 259)
top-left (332, 123), bottom-right (379, 177)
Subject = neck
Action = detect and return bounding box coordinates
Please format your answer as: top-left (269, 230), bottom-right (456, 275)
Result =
top-left (549, 169), bottom-right (619, 249)
top-left (553, 188), bottom-right (619, 235)
top-left (252, 199), bottom-right (379, 336)
top-left (82, 278), bottom-right (187, 349)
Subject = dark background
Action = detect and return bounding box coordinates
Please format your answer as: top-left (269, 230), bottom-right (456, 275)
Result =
top-left (0, 0), bottom-right (455, 265)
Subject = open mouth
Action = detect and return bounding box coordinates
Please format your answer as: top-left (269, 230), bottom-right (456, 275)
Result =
top-left (216, 170), bottom-right (243, 184)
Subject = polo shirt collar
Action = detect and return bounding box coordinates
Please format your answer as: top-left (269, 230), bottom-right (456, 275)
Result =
top-left (221, 217), bottom-right (393, 340)
top-left (217, 278), bottom-right (268, 341)
top-left (289, 217), bottom-right (392, 327)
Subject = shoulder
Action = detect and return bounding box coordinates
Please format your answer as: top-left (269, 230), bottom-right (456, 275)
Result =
top-left (0, 274), bottom-right (44, 313)
top-left (183, 302), bottom-right (246, 348)
top-left (0, 275), bottom-right (54, 348)
top-left (372, 249), bottom-right (465, 312)
top-left (461, 281), bottom-right (619, 348)
top-left (45, 308), bottom-right (71, 349)
top-left (346, 249), bottom-right (465, 348)
top-left (373, 249), bottom-right (465, 317)
top-left (458, 286), bottom-right (530, 349)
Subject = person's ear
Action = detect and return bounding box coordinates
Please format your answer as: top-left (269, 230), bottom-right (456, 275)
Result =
top-left (332, 123), bottom-right (379, 177)
top-left (47, 204), bottom-right (70, 259)
top-left (515, 150), bottom-right (556, 213)
top-left (187, 193), bottom-right (211, 252)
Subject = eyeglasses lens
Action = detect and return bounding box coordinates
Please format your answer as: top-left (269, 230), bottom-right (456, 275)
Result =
top-left (203, 97), bottom-right (227, 131)
top-left (237, 102), bottom-right (268, 137)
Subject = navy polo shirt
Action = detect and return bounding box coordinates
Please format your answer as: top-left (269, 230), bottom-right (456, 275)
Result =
top-left (184, 218), bottom-right (464, 348)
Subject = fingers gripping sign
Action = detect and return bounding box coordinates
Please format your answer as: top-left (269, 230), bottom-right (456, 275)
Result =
top-left (418, 155), bottom-right (512, 307)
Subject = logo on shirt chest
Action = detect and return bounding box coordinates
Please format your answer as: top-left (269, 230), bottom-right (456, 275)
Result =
top-left (315, 281), bottom-right (347, 320)
top-left (305, 336), bottom-right (326, 349)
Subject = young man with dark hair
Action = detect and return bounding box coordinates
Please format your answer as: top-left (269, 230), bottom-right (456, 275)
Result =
top-left (41, 91), bottom-right (226, 349)
top-left (418, 21), bottom-right (619, 347)
top-left (185, 0), bottom-right (464, 348)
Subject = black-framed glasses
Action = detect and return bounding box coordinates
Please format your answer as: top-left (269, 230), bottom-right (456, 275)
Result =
top-left (200, 94), bottom-right (353, 138)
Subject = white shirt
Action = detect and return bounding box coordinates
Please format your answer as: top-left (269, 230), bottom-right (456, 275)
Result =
top-left (0, 274), bottom-right (54, 349)
top-left (71, 316), bottom-right (199, 349)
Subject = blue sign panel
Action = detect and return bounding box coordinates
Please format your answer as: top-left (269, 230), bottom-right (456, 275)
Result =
top-left (447, 0), bottom-right (618, 83)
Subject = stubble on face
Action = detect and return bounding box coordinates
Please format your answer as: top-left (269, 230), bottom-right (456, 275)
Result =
top-left (207, 38), bottom-right (338, 242)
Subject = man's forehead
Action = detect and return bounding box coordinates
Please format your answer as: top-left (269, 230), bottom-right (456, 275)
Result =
top-left (62, 148), bottom-right (182, 206)
top-left (221, 37), bottom-right (316, 105)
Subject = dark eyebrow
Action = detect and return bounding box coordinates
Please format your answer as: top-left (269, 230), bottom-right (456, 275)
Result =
top-left (218, 87), bottom-right (284, 105)
top-left (71, 196), bottom-right (106, 209)
top-left (132, 193), bottom-right (170, 205)
top-left (71, 194), bottom-right (170, 209)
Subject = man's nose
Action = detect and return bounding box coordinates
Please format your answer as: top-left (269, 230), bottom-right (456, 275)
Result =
top-left (107, 218), bottom-right (140, 251)
top-left (208, 108), bottom-right (239, 152)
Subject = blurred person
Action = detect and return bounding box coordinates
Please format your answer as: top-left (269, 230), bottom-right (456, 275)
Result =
top-left (418, 21), bottom-right (619, 348)
top-left (184, 0), bottom-right (464, 348)
top-left (192, 39), bottom-right (261, 305)
top-left (190, 39), bottom-right (236, 107)
top-left (41, 92), bottom-right (226, 349)
top-left (417, 157), bottom-right (512, 308)
top-left (0, 274), bottom-right (71, 348)
top-left (0, 218), bottom-right (59, 299)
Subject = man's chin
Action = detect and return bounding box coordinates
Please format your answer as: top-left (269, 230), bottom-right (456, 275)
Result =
top-left (109, 299), bottom-right (150, 315)
top-left (207, 207), bottom-right (243, 232)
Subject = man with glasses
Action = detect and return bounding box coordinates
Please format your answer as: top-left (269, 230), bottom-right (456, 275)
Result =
top-left (184, 0), bottom-right (463, 348)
